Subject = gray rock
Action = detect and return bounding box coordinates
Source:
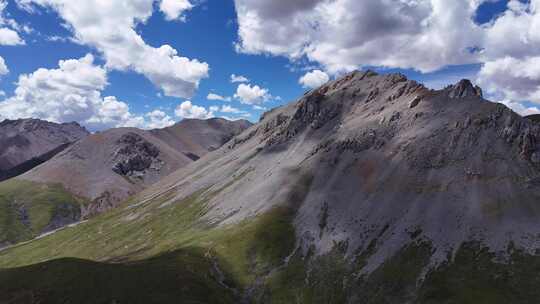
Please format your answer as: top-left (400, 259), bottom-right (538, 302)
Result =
top-left (389, 111), bottom-right (401, 122)
top-left (409, 96), bottom-right (422, 108)
top-left (447, 79), bottom-right (483, 99)
top-left (112, 132), bottom-right (162, 177)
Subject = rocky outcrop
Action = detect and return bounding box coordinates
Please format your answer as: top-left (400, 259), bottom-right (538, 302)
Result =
top-left (112, 133), bottom-right (163, 180)
top-left (264, 88), bottom-right (342, 147)
top-left (408, 95), bottom-right (422, 108)
top-left (446, 79), bottom-right (483, 98)
top-left (43, 203), bottom-right (81, 232)
top-left (81, 191), bottom-right (116, 218)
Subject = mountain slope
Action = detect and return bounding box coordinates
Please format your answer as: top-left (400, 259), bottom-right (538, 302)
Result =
top-left (0, 119), bottom-right (89, 182)
top-left (20, 118), bottom-right (252, 212)
top-left (2, 71), bottom-right (540, 303)
top-left (0, 248), bottom-right (236, 304)
top-left (0, 118), bottom-right (251, 247)
top-left (0, 179), bottom-right (86, 248)
top-left (151, 117), bottom-right (253, 160)
top-left (20, 128), bottom-right (192, 216)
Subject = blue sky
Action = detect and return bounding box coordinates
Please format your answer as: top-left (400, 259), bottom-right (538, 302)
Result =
top-left (0, 0), bottom-right (301, 125)
top-left (0, 0), bottom-right (539, 130)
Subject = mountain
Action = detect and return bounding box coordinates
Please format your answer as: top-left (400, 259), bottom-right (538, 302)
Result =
top-left (2, 71), bottom-right (540, 303)
top-left (0, 119), bottom-right (89, 182)
top-left (525, 114), bottom-right (540, 123)
top-left (151, 118), bottom-right (253, 160)
top-left (0, 118), bottom-right (251, 247)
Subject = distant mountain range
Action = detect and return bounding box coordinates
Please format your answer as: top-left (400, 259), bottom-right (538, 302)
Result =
top-left (0, 119), bottom-right (89, 182)
top-left (2, 71), bottom-right (540, 303)
top-left (0, 117), bottom-right (251, 247)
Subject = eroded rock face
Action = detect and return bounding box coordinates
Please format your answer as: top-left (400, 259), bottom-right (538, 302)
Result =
top-left (112, 132), bottom-right (163, 179)
top-left (263, 87), bottom-right (344, 147)
top-left (408, 96), bottom-right (422, 109)
top-left (43, 204), bottom-right (81, 232)
top-left (447, 79), bottom-right (483, 99)
top-left (81, 191), bottom-right (119, 218)
top-left (12, 202), bottom-right (31, 228)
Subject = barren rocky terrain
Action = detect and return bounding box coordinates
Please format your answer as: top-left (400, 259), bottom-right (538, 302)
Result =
top-left (0, 119), bottom-right (89, 182)
top-left (2, 71), bottom-right (540, 303)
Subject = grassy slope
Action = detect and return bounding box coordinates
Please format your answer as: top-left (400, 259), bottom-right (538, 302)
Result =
top-left (2, 169), bottom-right (540, 303)
top-left (419, 243), bottom-right (540, 304)
top-left (0, 179), bottom-right (84, 245)
top-left (0, 168), bottom-right (305, 303)
top-left (254, 240), bottom-right (540, 304)
top-left (0, 248), bottom-right (235, 304)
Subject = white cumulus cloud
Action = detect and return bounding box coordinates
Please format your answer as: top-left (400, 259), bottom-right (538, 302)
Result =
top-left (220, 105), bottom-right (245, 114)
top-left (0, 27), bottom-right (23, 45)
top-left (234, 83), bottom-right (271, 105)
top-left (207, 105), bottom-right (251, 119)
top-left (477, 56), bottom-right (540, 103)
top-left (0, 54), bottom-right (109, 124)
top-left (233, 0), bottom-right (540, 112)
top-left (160, 0), bottom-right (193, 21)
top-left (231, 74), bottom-right (249, 83)
top-left (207, 93), bottom-right (232, 102)
top-left (17, 0), bottom-right (208, 98)
top-left (175, 100), bottom-right (214, 119)
top-left (476, 1), bottom-right (540, 105)
top-left (0, 54), bottom-right (167, 131)
top-left (144, 109), bottom-right (176, 129)
top-left (0, 55), bottom-right (8, 76)
top-left (499, 99), bottom-right (540, 117)
top-left (299, 70), bottom-right (329, 89)
top-left (0, 0), bottom-right (24, 45)
top-left (85, 96), bottom-right (145, 130)
top-left (234, 0), bottom-right (482, 73)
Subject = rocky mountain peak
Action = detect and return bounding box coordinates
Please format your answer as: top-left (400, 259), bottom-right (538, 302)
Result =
top-left (249, 70), bottom-right (429, 148)
top-left (245, 70), bottom-right (540, 177)
top-left (215, 69), bottom-right (540, 285)
top-left (446, 78), bottom-right (483, 98)
top-left (0, 118), bottom-right (89, 136)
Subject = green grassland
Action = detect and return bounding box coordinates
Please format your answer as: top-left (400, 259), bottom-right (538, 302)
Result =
top-left (0, 168), bottom-right (305, 303)
top-left (0, 179), bottom-right (84, 246)
top-left (2, 170), bottom-right (540, 303)
top-left (0, 248), bottom-right (236, 304)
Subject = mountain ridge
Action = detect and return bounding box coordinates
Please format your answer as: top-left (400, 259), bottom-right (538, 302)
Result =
top-left (2, 71), bottom-right (540, 303)
top-left (0, 118), bottom-right (252, 247)
top-left (20, 118), bottom-right (253, 213)
top-left (0, 118), bottom-right (89, 181)
top-left (127, 69), bottom-right (540, 285)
